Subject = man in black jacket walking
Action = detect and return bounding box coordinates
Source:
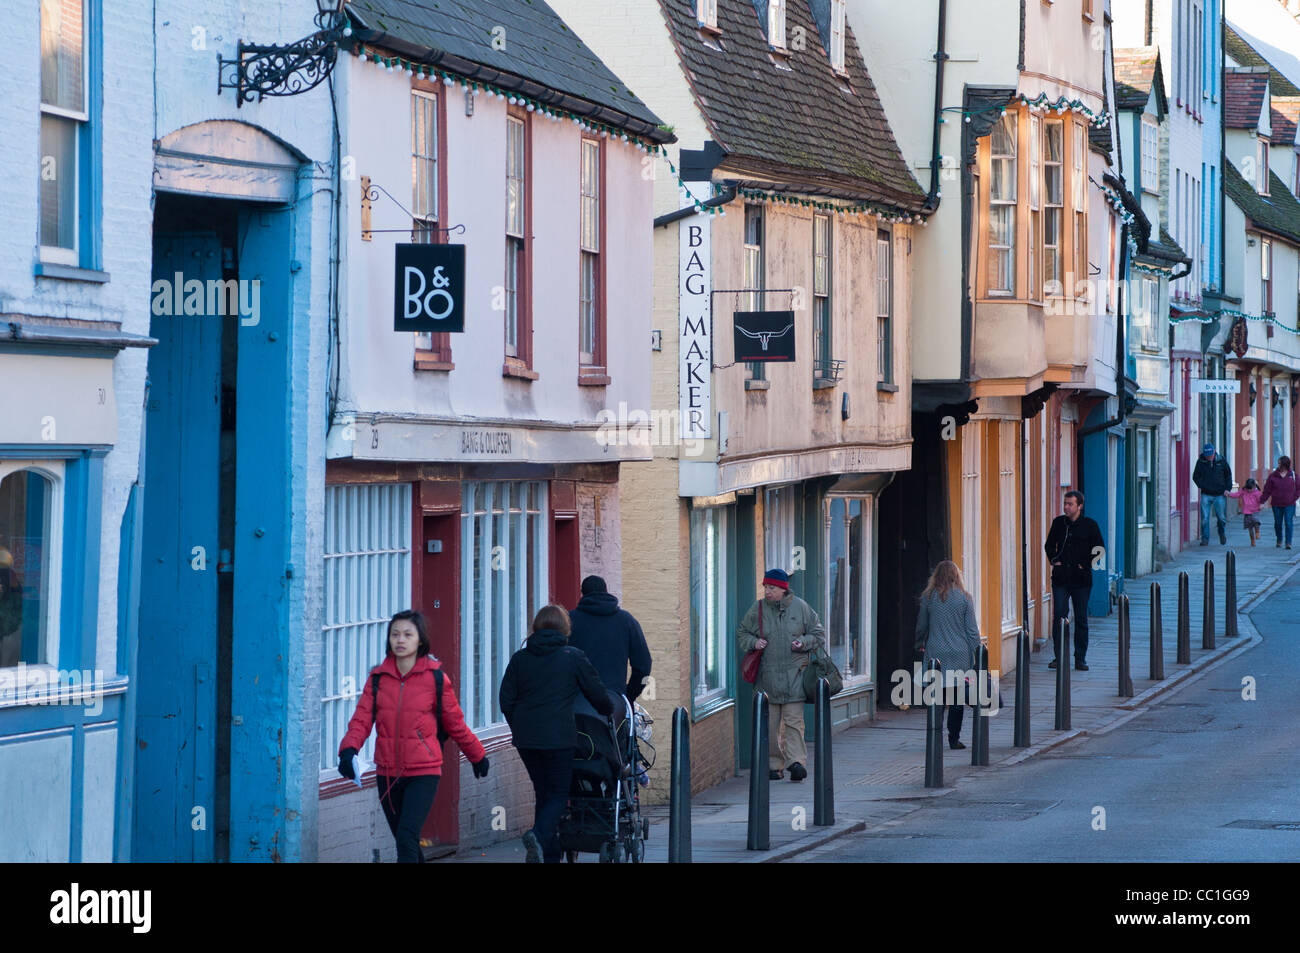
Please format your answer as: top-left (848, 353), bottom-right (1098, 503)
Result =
top-left (1044, 490), bottom-right (1106, 671)
top-left (568, 575), bottom-right (652, 703)
top-left (1192, 442), bottom-right (1232, 545)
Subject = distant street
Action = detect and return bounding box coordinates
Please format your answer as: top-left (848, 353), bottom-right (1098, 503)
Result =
top-left (794, 570), bottom-right (1300, 863)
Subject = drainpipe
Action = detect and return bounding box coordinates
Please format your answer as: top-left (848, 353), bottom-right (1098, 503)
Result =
top-left (924, 0), bottom-right (949, 211)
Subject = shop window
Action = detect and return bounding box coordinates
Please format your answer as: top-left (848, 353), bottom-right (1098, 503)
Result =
top-left (999, 423), bottom-right (1017, 632)
top-left (764, 485), bottom-right (797, 574)
top-left (689, 505), bottom-right (729, 710)
top-left (1137, 428), bottom-right (1154, 526)
top-left (0, 464), bottom-right (62, 669)
top-left (961, 427), bottom-right (982, 619)
top-left (320, 482), bottom-right (412, 772)
top-left (825, 496), bottom-right (872, 680)
top-left (461, 481), bottom-right (548, 730)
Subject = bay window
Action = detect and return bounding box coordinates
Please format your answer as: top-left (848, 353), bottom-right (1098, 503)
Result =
top-left (1044, 120), bottom-right (1064, 294)
top-left (1072, 123), bottom-right (1086, 285)
top-left (988, 114), bottom-right (1017, 295)
top-left (1029, 115), bottom-right (1041, 298)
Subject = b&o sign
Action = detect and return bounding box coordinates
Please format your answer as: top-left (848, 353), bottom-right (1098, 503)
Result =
top-left (394, 243), bottom-right (466, 332)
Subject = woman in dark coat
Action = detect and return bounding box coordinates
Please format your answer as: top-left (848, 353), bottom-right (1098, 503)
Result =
top-left (914, 560), bottom-right (984, 749)
top-left (500, 604), bottom-right (614, 863)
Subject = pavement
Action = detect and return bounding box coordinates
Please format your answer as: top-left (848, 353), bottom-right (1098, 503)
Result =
top-left (437, 540), bottom-right (1300, 864)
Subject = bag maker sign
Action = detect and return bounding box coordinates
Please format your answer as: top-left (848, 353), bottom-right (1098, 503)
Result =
top-left (393, 244), bottom-right (466, 332)
top-left (679, 197), bottom-right (711, 440)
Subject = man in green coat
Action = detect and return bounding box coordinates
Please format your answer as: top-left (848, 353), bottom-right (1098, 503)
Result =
top-left (736, 568), bottom-right (826, 781)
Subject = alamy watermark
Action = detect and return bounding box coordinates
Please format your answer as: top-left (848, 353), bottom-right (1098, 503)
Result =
top-left (0, 663), bottom-right (105, 716)
top-left (595, 402), bottom-right (709, 457)
top-left (889, 664), bottom-right (1001, 714)
top-left (150, 273), bottom-right (261, 327)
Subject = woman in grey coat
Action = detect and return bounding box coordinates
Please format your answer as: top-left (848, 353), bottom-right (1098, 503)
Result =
top-left (914, 560), bottom-right (983, 749)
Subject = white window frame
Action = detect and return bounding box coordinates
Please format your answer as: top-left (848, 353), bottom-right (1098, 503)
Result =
top-left (999, 423), bottom-right (1018, 633)
top-left (697, 0), bottom-right (718, 30)
top-left (505, 115), bottom-right (526, 358)
top-left (461, 481), bottom-right (549, 732)
top-left (767, 0), bottom-right (786, 49)
top-left (319, 482), bottom-right (412, 776)
top-left (1141, 117), bottom-right (1159, 193)
top-left (876, 229), bottom-right (892, 381)
top-left (1137, 428), bottom-right (1153, 526)
top-left (579, 137), bottom-right (601, 366)
top-left (988, 113), bottom-right (1017, 296)
top-left (813, 214), bottom-right (832, 379)
top-left (39, 0), bottom-right (88, 266)
top-left (690, 505), bottom-right (729, 711)
top-left (1044, 119), bottom-right (1064, 294)
top-left (0, 460), bottom-right (64, 671)
top-left (1258, 138), bottom-right (1270, 195)
top-left (830, 0), bottom-right (847, 74)
top-left (961, 427), bottom-right (982, 620)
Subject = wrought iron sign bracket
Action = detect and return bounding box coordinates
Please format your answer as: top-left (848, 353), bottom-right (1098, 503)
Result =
top-left (217, 11), bottom-right (349, 107)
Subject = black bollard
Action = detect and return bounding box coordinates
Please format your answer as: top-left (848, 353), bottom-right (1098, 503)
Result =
top-left (924, 657), bottom-right (943, 788)
top-left (1176, 571), bottom-right (1191, 664)
top-left (1118, 594), bottom-right (1133, 698)
top-left (1225, 549), bottom-right (1238, 639)
top-left (669, 707), bottom-right (691, 863)
top-left (1149, 581), bottom-right (1164, 680)
top-left (814, 678), bottom-right (835, 826)
top-left (1014, 628), bottom-right (1030, 748)
top-left (746, 692), bottom-right (770, 851)
top-left (1054, 617), bottom-right (1072, 731)
top-left (1202, 559), bottom-right (1216, 650)
top-left (971, 645), bottom-right (990, 766)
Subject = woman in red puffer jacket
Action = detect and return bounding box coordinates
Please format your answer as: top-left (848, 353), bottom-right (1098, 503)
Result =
top-left (338, 610), bottom-right (488, 862)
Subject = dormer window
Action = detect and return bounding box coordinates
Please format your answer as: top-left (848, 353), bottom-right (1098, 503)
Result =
top-left (1258, 137), bottom-right (1270, 195)
top-left (830, 0), bottom-right (847, 74)
top-left (768, 0), bottom-right (786, 50)
top-left (697, 0), bottom-right (718, 31)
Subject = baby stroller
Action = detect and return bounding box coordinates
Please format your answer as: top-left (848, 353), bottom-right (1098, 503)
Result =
top-left (557, 691), bottom-right (653, 863)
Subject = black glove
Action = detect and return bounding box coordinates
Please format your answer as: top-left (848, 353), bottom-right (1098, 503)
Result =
top-left (472, 756), bottom-right (490, 779)
top-left (338, 747), bottom-right (358, 780)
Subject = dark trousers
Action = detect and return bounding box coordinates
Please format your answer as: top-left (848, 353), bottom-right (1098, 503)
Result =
top-left (377, 774), bottom-right (439, 863)
top-left (1051, 584), bottom-right (1092, 663)
top-left (942, 704), bottom-right (965, 743)
top-left (518, 747), bottom-right (574, 864)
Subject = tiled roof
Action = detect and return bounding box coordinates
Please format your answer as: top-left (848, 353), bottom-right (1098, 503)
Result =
top-left (1225, 161), bottom-right (1300, 246)
top-left (1145, 227), bottom-right (1188, 265)
top-left (657, 0), bottom-right (926, 210)
top-left (1224, 23), bottom-right (1300, 97)
top-left (1225, 70), bottom-right (1270, 129)
top-left (345, 0), bottom-right (668, 140)
top-left (1113, 47), bottom-right (1163, 113)
top-left (1272, 97), bottom-right (1300, 146)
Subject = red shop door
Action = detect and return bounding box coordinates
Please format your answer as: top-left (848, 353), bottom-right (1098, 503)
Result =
top-left (417, 497), bottom-right (461, 848)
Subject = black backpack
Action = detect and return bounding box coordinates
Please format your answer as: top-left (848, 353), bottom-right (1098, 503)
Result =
top-left (371, 667), bottom-right (449, 744)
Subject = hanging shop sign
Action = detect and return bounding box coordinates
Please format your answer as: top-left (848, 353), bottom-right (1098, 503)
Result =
top-left (733, 310), bottom-right (796, 362)
top-left (1191, 379), bottom-right (1240, 395)
top-left (679, 193), bottom-right (711, 439)
top-left (394, 243), bottom-right (465, 332)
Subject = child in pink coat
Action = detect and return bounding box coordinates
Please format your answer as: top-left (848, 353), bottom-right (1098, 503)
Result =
top-left (1227, 479), bottom-right (1265, 546)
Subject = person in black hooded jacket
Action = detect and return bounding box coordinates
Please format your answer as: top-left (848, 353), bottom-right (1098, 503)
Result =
top-left (568, 575), bottom-right (653, 702)
top-left (500, 604), bottom-right (613, 863)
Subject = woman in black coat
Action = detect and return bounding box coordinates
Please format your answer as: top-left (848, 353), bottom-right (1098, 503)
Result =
top-left (500, 604), bottom-right (613, 863)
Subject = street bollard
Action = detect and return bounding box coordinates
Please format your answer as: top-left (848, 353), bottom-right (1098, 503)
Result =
top-left (1225, 549), bottom-right (1238, 639)
top-left (1176, 571), bottom-right (1191, 664)
top-left (1117, 594), bottom-right (1133, 698)
top-left (924, 657), bottom-right (943, 788)
top-left (669, 707), bottom-right (691, 863)
top-left (813, 678), bottom-right (835, 826)
top-left (1013, 628), bottom-right (1030, 748)
top-left (971, 645), bottom-right (990, 766)
top-left (746, 692), bottom-right (770, 851)
top-left (1202, 559), bottom-right (1216, 650)
top-left (1149, 581), bottom-right (1165, 680)
top-left (1054, 617), bottom-right (1072, 731)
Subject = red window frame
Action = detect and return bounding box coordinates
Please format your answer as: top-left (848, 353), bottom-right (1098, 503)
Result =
top-left (411, 76), bottom-right (453, 369)
top-left (504, 105), bottom-right (536, 379)
top-left (578, 135), bottom-right (609, 385)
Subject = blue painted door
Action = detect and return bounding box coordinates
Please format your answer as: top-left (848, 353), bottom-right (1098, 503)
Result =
top-left (229, 207), bottom-right (293, 861)
top-left (135, 233), bottom-right (222, 861)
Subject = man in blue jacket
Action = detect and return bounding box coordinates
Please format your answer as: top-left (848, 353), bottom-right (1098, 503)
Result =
top-left (568, 576), bottom-right (653, 703)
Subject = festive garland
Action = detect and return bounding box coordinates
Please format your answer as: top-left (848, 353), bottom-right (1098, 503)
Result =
top-left (941, 95), bottom-right (1110, 127)
top-left (1168, 307), bottom-right (1300, 333)
top-left (352, 45), bottom-right (926, 224)
top-left (734, 188), bottom-right (925, 224)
